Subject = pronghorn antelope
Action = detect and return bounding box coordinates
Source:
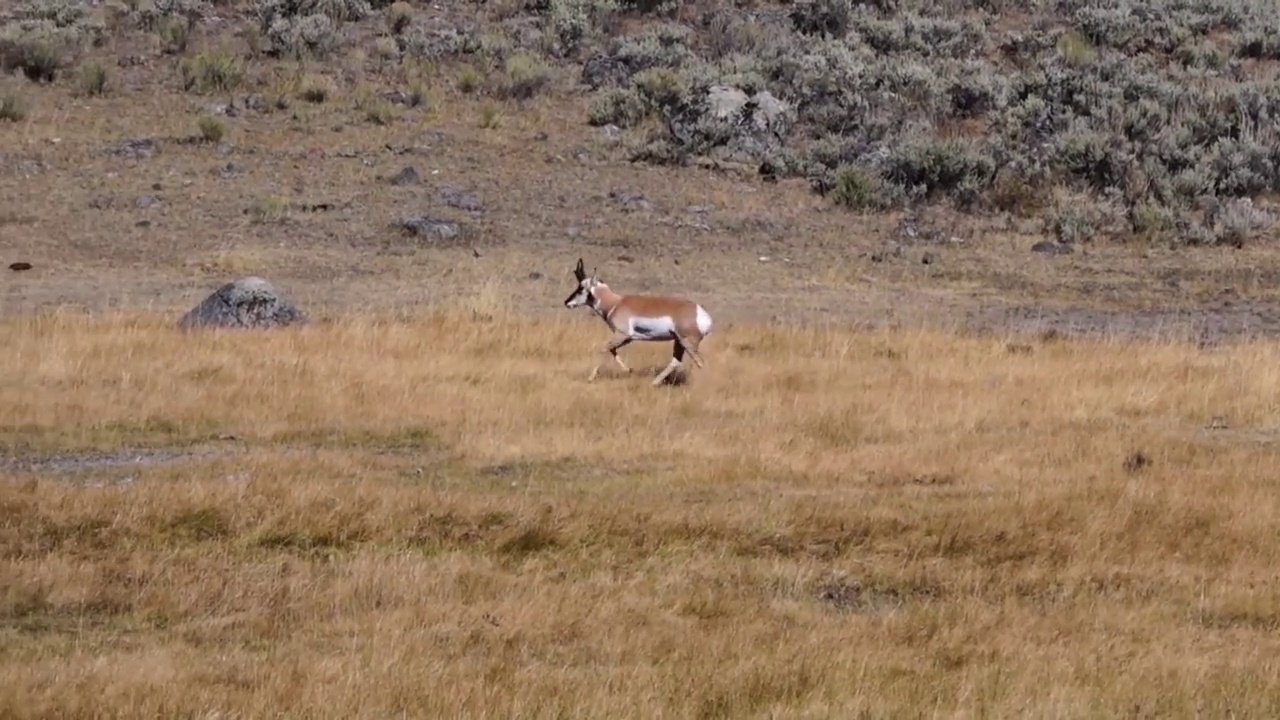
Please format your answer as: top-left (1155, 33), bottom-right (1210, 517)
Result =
top-left (563, 258), bottom-right (714, 386)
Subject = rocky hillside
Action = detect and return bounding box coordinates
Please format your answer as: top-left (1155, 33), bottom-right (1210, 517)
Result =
top-left (3, 0), bottom-right (1279, 251)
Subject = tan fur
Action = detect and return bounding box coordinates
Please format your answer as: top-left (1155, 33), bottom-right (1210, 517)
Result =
top-left (564, 259), bottom-right (712, 386)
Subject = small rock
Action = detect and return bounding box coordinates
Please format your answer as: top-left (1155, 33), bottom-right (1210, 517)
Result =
top-left (580, 53), bottom-right (628, 90)
top-left (383, 90), bottom-right (417, 106)
top-left (607, 188), bottom-right (652, 213)
top-left (439, 184), bottom-right (483, 211)
top-left (601, 124), bottom-right (622, 143)
top-left (108, 138), bottom-right (155, 159)
top-left (921, 252), bottom-right (936, 265)
top-left (243, 94), bottom-right (268, 112)
top-left (9, 262), bottom-right (33, 272)
top-left (216, 162), bottom-right (244, 179)
top-left (1031, 241), bottom-right (1073, 255)
top-left (389, 166), bottom-right (420, 186)
top-left (177, 276), bottom-right (307, 331)
top-left (135, 195), bottom-right (158, 209)
top-left (528, 271), bottom-right (543, 280)
top-left (397, 215), bottom-right (461, 242)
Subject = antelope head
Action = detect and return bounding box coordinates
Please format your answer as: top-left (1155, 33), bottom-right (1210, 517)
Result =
top-left (563, 258), bottom-right (600, 309)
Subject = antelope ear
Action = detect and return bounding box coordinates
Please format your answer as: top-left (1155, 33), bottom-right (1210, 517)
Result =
top-left (574, 258), bottom-right (585, 280)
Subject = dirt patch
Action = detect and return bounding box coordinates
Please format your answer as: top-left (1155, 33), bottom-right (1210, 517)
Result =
top-left (960, 298), bottom-right (1280, 346)
top-left (0, 448), bottom-right (238, 476)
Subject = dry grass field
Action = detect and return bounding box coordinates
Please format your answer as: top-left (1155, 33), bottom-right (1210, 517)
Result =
top-left (5, 0), bottom-right (1280, 716)
top-left (5, 301), bottom-right (1280, 717)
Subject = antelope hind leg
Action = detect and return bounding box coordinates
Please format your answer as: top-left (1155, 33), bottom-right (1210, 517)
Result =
top-left (652, 358), bottom-right (681, 386)
top-left (675, 333), bottom-right (705, 368)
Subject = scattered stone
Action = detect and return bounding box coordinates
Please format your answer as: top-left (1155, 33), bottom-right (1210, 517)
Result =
top-left (135, 195), bottom-right (158, 209)
top-left (177, 276), bottom-right (307, 331)
top-left (528, 271), bottom-right (544, 280)
top-left (296, 202), bottom-right (336, 213)
top-left (601, 124), bottom-right (622, 143)
top-left (580, 53), bottom-right (629, 89)
top-left (383, 90), bottom-right (419, 106)
top-left (608, 188), bottom-right (652, 212)
top-left (9, 262), bottom-right (32, 272)
top-left (388, 166), bottom-right (421, 185)
top-left (397, 215), bottom-right (461, 242)
top-left (921, 251), bottom-right (936, 265)
top-left (1031, 240), bottom-right (1073, 255)
top-left (108, 138), bottom-right (155, 159)
top-left (216, 162), bottom-right (245, 179)
top-left (870, 244), bottom-right (906, 263)
top-left (243, 94), bottom-right (268, 112)
top-left (439, 184), bottom-right (483, 212)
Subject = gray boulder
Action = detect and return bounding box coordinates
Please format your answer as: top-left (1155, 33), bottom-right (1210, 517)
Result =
top-left (397, 214), bottom-right (462, 242)
top-left (177, 276), bottom-right (307, 330)
top-left (668, 85), bottom-right (796, 165)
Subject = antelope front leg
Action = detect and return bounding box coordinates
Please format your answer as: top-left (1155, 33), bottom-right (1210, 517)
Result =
top-left (588, 333), bottom-right (633, 382)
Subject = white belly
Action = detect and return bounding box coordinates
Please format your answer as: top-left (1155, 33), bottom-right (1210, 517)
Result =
top-left (628, 315), bottom-right (677, 341)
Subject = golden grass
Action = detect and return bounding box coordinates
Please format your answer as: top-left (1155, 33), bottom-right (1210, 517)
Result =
top-left (4, 301), bottom-right (1280, 718)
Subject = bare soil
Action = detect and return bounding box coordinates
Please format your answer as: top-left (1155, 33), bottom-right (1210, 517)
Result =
top-left (4, 50), bottom-right (1280, 344)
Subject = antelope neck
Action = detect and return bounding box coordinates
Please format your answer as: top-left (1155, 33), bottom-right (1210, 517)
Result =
top-left (589, 285), bottom-right (623, 321)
